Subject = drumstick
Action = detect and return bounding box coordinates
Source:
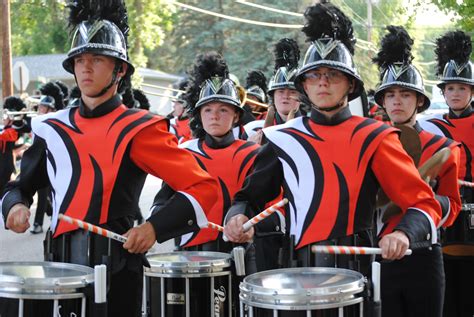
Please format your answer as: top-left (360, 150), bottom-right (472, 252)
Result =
top-left (242, 198), bottom-right (288, 231)
top-left (58, 214), bottom-right (128, 243)
top-left (223, 198), bottom-right (288, 241)
top-left (459, 179), bottom-right (474, 188)
top-left (207, 221), bottom-right (224, 232)
top-left (311, 245), bottom-right (412, 256)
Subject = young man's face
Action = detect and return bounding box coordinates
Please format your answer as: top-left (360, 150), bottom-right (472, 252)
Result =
top-left (443, 83), bottom-right (472, 112)
top-left (302, 67), bottom-right (352, 110)
top-left (273, 88), bottom-right (299, 116)
top-left (383, 86), bottom-right (420, 124)
top-left (73, 53), bottom-right (122, 98)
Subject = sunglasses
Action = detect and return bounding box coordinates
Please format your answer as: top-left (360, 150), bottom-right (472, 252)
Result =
top-left (303, 70), bottom-right (345, 84)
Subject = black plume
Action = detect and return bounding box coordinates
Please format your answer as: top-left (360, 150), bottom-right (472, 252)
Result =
top-left (175, 78), bottom-right (189, 92)
top-left (55, 81), bottom-right (69, 99)
top-left (373, 25), bottom-right (413, 71)
top-left (435, 30), bottom-right (472, 76)
top-left (183, 51), bottom-right (229, 110)
top-left (133, 89), bottom-right (150, 110)
top-left (273, 38), bottom-right (300, 70)
top-left (245, 70), bottom-right (267, 92)
top-left (121, 87), bottom-right (135, 109)
top-left (70, 86), bottom-right (81, 99)
top-left (67, 0), bottom-right (130, 39)
top-left (40, 82), bottom-right (65, 110)
top-left (3, 96), bottom-right (26, 112)
top-left (302, 2), bottom-right (355, 54)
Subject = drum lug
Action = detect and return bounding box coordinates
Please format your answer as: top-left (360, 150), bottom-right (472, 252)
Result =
top-left (469, 210), bottom-right (474, 230)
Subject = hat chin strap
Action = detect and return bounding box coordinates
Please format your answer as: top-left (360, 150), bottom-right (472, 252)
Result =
top-left (312, 87), bottom-right (351, 113)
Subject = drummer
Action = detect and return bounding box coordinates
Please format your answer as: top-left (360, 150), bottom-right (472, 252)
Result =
top-left (420, 30), bottom-right (474, 317)
top-left (224, 1), bottom-right (442, 313)
top-left (152, 51), bottom-right (285, 270)
top-left (1, 2), bottom-right (217, 317)
top-left (372, 26), bottom-right (461, 317)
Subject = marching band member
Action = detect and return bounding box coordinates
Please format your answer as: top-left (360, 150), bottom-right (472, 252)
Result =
top-left (373, 26), bottom-right (461, 317)
top-left (243, 38), bottom-right (302, 142)
top-left (243, 69), bottom-right (268, 121)
top-left (169, 78), bottom-right (193, 143)
top-left (0, 1), bottom-right (217, 316)
top-left (420, 30), bottom-right (474, 317)
top-left (0, 97), bottom-right (31, 194)
top-left (224, 2), bottom-right (442, 315)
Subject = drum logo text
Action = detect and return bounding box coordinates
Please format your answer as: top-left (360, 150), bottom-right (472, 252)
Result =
top-left (167, 293), bottom-right (185, 305)
top-left (214, 286), bottom-right (226, 316)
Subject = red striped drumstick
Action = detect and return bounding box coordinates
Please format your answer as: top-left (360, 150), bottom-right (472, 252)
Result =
top-left (242, 198), bottom-right (288, 231)
top-left (207, 222), bottom-right (224, 232)
top-left (311, 245), bottom-right (412, 256)
top-left (58, 214), bottom-right (128, 243)
top-left (459, 179), bottom-right (474, 188)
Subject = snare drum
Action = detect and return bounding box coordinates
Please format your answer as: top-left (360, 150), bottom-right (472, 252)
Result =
top-left (0, 261), bottom-right (94, 317)
top-left (443, 203), bottom-right (474, 255)
top-left (239, 267), bottom-right (365, 317)
top-left (144, 251), bottom-right (232, 317)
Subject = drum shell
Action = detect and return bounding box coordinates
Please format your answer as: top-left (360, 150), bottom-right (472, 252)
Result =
top-left (144, 251), bottom-right (233, 317)
top-left (442, 204), bottom-right (474, 253)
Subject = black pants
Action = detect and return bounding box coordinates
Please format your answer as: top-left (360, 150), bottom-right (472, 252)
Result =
top-left (33, 187), bottom-right (52, 226)
top-left (443, 254), bottom-right (474, 317)
top-left (46, 229), bottom-right (144, 317)
top-left (381, 245), bottom-right (445, 317)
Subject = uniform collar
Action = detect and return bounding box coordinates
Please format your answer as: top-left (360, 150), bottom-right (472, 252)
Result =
top-left (79, 94), bottom-right (122, 118)
top-left (412, 121), bottom-right (423, 133)
top-left (275, 110), bottom-right (302, 125)
top-left (204, 131), bottom-right (235, 149)
top-left (448, 105), bottom-right (472, 119)
top-left (310, 106), bottom-right (352, 125)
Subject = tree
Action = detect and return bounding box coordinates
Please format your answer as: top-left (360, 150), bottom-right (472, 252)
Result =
top-left (433, 0), bottom-right (474, 32)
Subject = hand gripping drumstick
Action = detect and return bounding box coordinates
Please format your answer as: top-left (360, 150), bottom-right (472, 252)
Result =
top-left (223, 198), bottom-right (288, 241)
top-left (459, 179), bottom-right (474, 188)
top-left (311, 245), bottom-right (413, 256)
top-left (58, 214), bottom-right (128, 243)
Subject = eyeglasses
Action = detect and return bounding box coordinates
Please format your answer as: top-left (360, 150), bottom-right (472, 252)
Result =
top-left (303, 70), bottom-right (345, 84)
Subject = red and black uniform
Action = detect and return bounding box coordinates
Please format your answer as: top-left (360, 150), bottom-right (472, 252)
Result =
top-left (170, 116), bottom-right (192, 144)
top-left (420, 106), bottom-right (474, 317)
top-left (152, 132), bottom-right (285, 268)
top-left (228, 108), bottom-right (441, 274)
top-left (378, 122), bottom-right (461, 317)
top-left (1, 95), bottom-right (217, 317)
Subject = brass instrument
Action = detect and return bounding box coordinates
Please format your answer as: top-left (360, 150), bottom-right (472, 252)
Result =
top-left (141, 83), bottom-right (185, 93)
top-left (236, 86), bottom-right (269, 115)
top-left (2, 110), bottom-right (37, 121)
top-left (141, 90), bottom-right (180, 101)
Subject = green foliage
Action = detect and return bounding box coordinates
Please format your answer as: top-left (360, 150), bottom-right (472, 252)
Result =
top-left (10, 0), bottom-right (69, 56)
top-left (433, 0), bottom-right (474, 32)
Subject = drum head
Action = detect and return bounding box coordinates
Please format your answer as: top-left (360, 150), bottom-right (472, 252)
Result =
top-left (146, 251), bottom-right (232, 275)
top-left (240, 267), bottom-right (365, 310)
top-left (0, 261), bottom-right (94, 295)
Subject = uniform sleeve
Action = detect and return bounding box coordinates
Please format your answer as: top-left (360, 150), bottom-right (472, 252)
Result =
top-left (0, 128), bottom-right (18, 142)
top-left (372, 133), bottom-right (442, 248)
top-left (225, 143), bottom-right (283, 223)
top-left (1, 137), bottom-right (49, 226)
top-left (130, 120), bottom-right (218, 243)
top-left (434, 145), bottom-right (462, 228)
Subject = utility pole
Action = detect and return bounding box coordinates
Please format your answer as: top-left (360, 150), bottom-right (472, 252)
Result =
top-left (1, 0), bottom-right (13, 98)
top-left (366, 0), bottom-right (373, 43)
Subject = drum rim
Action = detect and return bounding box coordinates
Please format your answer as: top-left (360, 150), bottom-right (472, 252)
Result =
top-left (0, 261), bottom-right (94, 292)
top-left (145, 251), bottom-right (232, 274)
top-left (239, 267), bottom-right (365, 306)
top-left (239, 294), bottom-right (364, 311)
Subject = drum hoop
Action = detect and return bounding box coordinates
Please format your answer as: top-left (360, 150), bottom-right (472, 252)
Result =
top-left (146, 251), bottom-right (232, 274)
top-left (144, 270), bottom-right (231, 278)
top-left (239, 294), bottom-right (364, 311)
top-left (0, 291), bottom-right (86, 300)
top-left (0, 262), bottom-right (94, 292)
